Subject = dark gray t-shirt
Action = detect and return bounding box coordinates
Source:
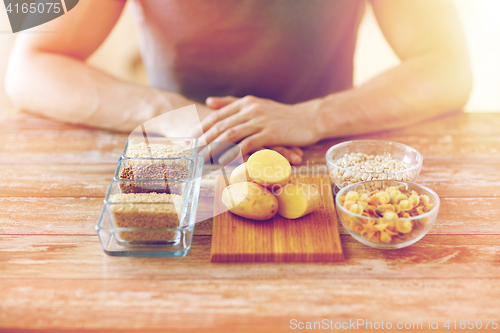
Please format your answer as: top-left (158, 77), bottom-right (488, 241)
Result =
top-left (131, 0), bottom-right (365, 104)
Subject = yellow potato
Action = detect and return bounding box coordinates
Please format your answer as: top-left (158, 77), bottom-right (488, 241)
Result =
top-left (221, 182), bottom-right (278, 221)
top-left (229, 162), bottom-right (252, 184)
top-left (275, 183), bottom-right (321, 219)
top-left (247, 149), bottom-right (291, 187)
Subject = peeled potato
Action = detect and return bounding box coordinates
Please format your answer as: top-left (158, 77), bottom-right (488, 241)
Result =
top-left (229, 162), bottom-right (252, 184)
top-left (221, 182), bottom-right (278, 221)
top-left (275, 183), bottom-right (321, 219)
top-left (247, 149), bottom-right (291, 187)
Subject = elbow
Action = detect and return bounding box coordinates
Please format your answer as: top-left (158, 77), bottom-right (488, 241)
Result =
top-left (454, 59), bottom-right (473, 109)
top-left (5, 56), bottom-right (28, 109)
top-left (5, 46), bottom-right (44, 111)
top-left (444, 47), bottom-right (473, 110)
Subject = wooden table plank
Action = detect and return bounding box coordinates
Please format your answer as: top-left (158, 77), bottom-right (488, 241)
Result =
top-left (286, 158), bottom-right (500, 198)
top-left (0, 165), bottom-right (215, 198)
top-left (415, 159), bottom-right (500, 197)
top-left (2, 113), bottom-right (500, 164)
top-left (0, 133), bottom-right (126, 164)
top-left (5, 131), bottom-right (500, 163)
top-left (0, 196), bottom-right (214, 236)
top-left (1, 235), bottom-right (499, 279)
top-left (0, 197), bottom-right (102, 235)
top-left (1, 158), bottom-right (499, 198)
top-left (1, 277), bottom-right (499, 332)
top-left (1, 197), bottom-right (498, 235)
top-left (1, 164), bottom-right (116, 197)
top-left (0, 114), bottom-right (127, 164)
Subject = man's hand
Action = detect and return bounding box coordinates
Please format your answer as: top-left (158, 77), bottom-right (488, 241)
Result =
top-left (193, 95), bottom-right (322, 164)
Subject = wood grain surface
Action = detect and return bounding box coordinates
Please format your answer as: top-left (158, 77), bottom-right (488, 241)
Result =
top-left (1, 111), bottom-right (500, 333)
top-left (211, 174), bottom-right (343, 262)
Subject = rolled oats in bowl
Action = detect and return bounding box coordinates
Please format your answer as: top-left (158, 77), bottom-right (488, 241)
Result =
top-left (326, 140), bottom-right (423, 189)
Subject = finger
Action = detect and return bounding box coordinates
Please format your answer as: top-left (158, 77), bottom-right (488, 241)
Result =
top-left (198, 142), bottom-right (240, 164)
top-left (235, 133), bottom-right (268, 158)
top-left (203, 108), bottom-right (255, 145)
top-left (217, 123), bottom-right (260, 146)
top-left (217, 144), bottom-right (245, 166)
top-left (197, 145), bottom-right (212, 163)
top-left (290, 146), bottom-right (304, 157)
top-left (190, 124), bottom-right (205, 139)
top-left (269, 146), bottom-right (302, 165)
top-left (210, 124), bottom-right (261, 164)
top-left (206, 96), bottom-right (238, 110)
top-left (199, 100), bottom-right (244, 139)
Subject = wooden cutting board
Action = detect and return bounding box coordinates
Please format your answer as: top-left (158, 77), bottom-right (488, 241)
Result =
top-left (211, 174), bottom-right (344, 262)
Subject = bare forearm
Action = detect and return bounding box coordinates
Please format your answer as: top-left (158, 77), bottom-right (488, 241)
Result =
top-left (6, 51), bottom-right (210, 133)
top-left (313, 50), bottom-right (472, 139)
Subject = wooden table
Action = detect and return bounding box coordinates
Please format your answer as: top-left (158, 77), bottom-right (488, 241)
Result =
top-left (1, 110), bottom-right (499, 333)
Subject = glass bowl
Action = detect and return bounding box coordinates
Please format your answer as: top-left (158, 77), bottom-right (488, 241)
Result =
top-left (335, 180), bottom-right (440, 249)
top-left (326, 140), bottom-right (423, 189)
top-left (96, 154), bottom-right (203, 257)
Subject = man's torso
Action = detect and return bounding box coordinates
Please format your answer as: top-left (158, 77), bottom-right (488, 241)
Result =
top-left (131, 0), bottom-right (365, 104)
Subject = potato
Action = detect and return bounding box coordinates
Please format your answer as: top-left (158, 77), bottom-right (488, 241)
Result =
top-left (275, 183), bottom-right (321, 219)
top-left (229, 162), bottom-right (252, 184)
top-left (247, 149), bottom-right (291, 187)
top-left (221, 182), bottom-right (278, 220)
